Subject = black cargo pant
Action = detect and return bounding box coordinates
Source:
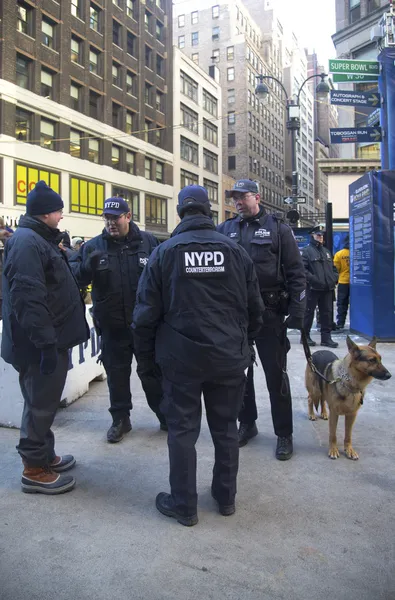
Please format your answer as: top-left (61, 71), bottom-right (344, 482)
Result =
top-left (336, 283), bottom-right (350, 327)
top-left (304, 289), bottom-right (333, 340)
top-left (239, 312), bottom-right (292, 438)
top-left (16, 350), bottom-right (69, 467)
top-left (160, 369), bottom-right (246, 517)
top-left (100, 327), bottom-right (164, 423)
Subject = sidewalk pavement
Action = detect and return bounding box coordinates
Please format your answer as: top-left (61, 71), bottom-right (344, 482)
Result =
top-left (0, 331), bottom-right (394, 600)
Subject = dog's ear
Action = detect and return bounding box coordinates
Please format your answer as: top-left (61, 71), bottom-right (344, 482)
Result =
top-left (346, 336), bottom-right (359, 354)
top-left (368, 336), bottom-right (377, 349)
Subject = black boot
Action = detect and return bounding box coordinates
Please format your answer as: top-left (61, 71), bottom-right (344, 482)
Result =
top-left (300, 336), bottom-right (316, 347)
top-left (238, 422), bottom-right (258, 447)
top-left (211, 488), bottom-right (235, 516)
top-left (155, 492), bottom-right (198, 527)
top-left (276, 435), bottom-right (293, 461)
top-left (107, 416), bottom-right (132, 443)
top-left (321, 338), bottom-right (338, 348)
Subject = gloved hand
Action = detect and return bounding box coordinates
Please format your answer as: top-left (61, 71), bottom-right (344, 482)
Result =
top-left (249, 343), bottom-right (257, 365)
top-left (284, 315), bottom-right (304, 330)
top-left (84, 250), bottom-right (105, 275)
top-left (40, 346), bottom-right (58, 375)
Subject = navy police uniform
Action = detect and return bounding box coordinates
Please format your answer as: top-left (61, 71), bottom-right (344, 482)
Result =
top-left (133, 185), bottom-right (263, 524)
top-left (217, 180), bottom-right (306, 456)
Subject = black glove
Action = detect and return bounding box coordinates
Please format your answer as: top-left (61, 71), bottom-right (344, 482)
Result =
top-left (84, 250), bottom-right (105, 275)
top-left (249, 343), bottom-right (257, 366)
top-left (284, 315), bottom-right (304, 330)
top-left (40, 346), bottom-right (58, 375)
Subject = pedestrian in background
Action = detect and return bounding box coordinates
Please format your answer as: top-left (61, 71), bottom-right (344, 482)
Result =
top-left (0, 219), bottom-right (13, 320)
top-left (133, 185), bottom-right (263, 526)
top-left (1, 181), bottom-right (89, 494)
top-left (334, 235), bottom-right (350, 331)
top-left (71, 197), bottom-right (166, 442)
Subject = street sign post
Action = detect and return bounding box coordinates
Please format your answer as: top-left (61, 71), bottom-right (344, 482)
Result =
top-left (284, 196), bottom-right (306, 205)
top-left (330, 127), bottom-right (382, 144)
top-left (367, 108), bottom-right (380, 127)
top-left (330, 90), bottom-right (380, 107)
top-left (329, 58), bottom-right (380, 76)
top-left (332, 73), bottom-right (379, 83)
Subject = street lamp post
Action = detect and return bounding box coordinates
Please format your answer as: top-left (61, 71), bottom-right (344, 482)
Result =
top-left (255, 73), bottom-right (330, 223)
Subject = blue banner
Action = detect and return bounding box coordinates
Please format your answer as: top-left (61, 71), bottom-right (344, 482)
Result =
top-left (378, 48), bottom-right (395, 170)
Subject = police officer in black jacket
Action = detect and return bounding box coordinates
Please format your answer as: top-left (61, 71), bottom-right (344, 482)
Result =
top-left (71, 197), bottom-right (166, 442)
top-left (133, 185), bottom-right (264, 526)
top-left (217, 180), bottom-right (306, 460)
top-left (301, 229), bottom-right (338, 348)
top-left (1, 181), bottom-right (89, 494)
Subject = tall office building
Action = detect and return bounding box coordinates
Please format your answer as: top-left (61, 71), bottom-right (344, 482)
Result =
top-left (0, 0), bottom-right (174, 238)
top-left (173, 0), bottom-right (286, 214)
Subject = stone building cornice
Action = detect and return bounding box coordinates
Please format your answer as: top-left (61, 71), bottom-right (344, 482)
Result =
top-left (317, 158), bottom-right (381, 174)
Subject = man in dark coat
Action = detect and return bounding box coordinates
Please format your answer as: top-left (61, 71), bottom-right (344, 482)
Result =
top-left (70, 197), bottom-right (166, 442)
top-left (1, 181), bottom-right (89, 494)
top-left (133, 185), bottom-right (264, 526)
top-left (301, 229), bottom-right (339, 348)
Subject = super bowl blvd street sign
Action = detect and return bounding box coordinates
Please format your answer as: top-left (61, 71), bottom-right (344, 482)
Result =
top-left (329, 58), bottom-right (380, 76)
top-left (332, 73), bottom-right (379, 83)
top-left (330, 127), bottom-right (382, 144)
top-left (330, 90), bottom-right (380, 107)
top-left (283, 196), bottom-right (306, 205)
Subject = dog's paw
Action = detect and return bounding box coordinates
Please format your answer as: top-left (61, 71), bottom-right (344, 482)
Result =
top-left (320, 412), bottom-right (329, 420)
top-left (344, 446), bottom-right (359, 460)
top-left (328, 446), bottom-right (340, 459)
top-left (308, 414), bottom-right (317, 421)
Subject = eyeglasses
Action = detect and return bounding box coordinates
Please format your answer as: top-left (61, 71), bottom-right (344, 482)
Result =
top-left (232, 193), bottom-right (255, 201)
top-left (102, 213), bottom-right (127, 223)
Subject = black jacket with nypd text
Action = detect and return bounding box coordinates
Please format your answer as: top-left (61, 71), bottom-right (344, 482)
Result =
top-left (70, 222), bottom-right (158, 330)
top-left (217, 208), bottom-right (306, 319)
top-left (132, 214), bottom-right (264, 378)
top-left (302, 238), bottom-right (338, 292)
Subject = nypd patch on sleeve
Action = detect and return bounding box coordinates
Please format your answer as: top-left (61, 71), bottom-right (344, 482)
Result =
top-left (178, 247), bottom-right (229, 277)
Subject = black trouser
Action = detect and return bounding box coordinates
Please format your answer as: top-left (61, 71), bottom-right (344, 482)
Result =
top-left (100, 327), bottom-right (164, 422)
top-left (336, 283), bottom-right (350, 327)
top-left (16, 350), bottom-right (69, 467)
top-left (304, 289), bottom-right (333, 339)
top-left (239, 312), bottom-right (292, 437)
top-left (160, 369), bottom-right (246, 517)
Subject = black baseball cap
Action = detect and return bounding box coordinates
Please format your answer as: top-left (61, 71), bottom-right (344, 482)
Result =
top-left (227, 179), bottom-right (259, 197)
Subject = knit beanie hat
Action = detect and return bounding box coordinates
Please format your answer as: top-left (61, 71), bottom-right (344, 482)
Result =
top-left (26, 181), bottom-right (64, 216)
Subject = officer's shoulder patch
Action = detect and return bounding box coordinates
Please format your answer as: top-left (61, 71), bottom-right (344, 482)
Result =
top-left (178, 246), bottom-right (229, 278)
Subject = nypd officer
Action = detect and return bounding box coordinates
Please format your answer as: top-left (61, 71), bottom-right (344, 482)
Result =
top-left (133, 185), bottom-right (264, 526)
top-left (71, 197), bottom-right (166, 442)
top-left (217, 180), bottom-right (306, 461)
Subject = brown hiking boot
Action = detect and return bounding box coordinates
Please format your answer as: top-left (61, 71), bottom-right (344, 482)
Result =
top-left (21, 465), bottom-right (75, 495)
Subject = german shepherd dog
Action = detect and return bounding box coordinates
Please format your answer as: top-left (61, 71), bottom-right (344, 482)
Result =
top-left (305, 336), bottom-right (391, 460)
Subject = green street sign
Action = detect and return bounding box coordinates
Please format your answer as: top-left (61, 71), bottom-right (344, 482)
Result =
top-left (329, 58), bottom-right (380, 76)
top-left (332, 73), bottom-right (379, 83)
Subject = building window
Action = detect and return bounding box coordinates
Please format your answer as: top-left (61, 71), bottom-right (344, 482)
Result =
top-left (42, 19), bottom-right (55, 49)
top-left (181, 169), bottom-right (199, 187)
top-left (70, 83), bottom-right (81, 110)
top-left (112, 102), bottom-right (122, 129)
top-left (227, 67), bottom-right (235, 81)
top-left (227, 46), bottom-right (234, 60)
top-left (144, 120), bottom-right (150, 142)
top-left (89, 48), bottom-right (100, 75)
top-left (113, 20), bottom-right (122, 46)
top-left (16, 54), bottom-right (30, 89)
top-left (156, 161), bottom-right (164, 183)
top-left (71, 36), bottom-right (83, 64)
top-left (228, 88), bottom-right (235, 104)
top-left (145, 45), bottom-right (153, 69)
top-left (70, 130), bottom-right (81, 158)
top-left (126, 31), bottom-right (136, 56)
top-left (181, 71), bottom-right (198, 102)
top-left (212, 26), bottom-right (219, 40)
top-left (15, 108), bottom-right (32, 141)
top-left (156, 0), bottom-right (164, 9)
top-left (203, 119), bottom-right (218, 145)
top-left (181, 137), bottom-right (198, 164)
top-left (89, 90), bottom-right (100, 119)
top-left (71, 0), bottom-right (82, 19)
top-left (145, 195), bottom-right (167, 227)
top-left (144, 10), bottom-right (152, 34)
top-left (125, 151), bottom-right (135, 174)
top-left (181, 104), bottom-right (199, 134)
top-left (368, 0), bottom-right (380, 13)
top-left (70, 177), bottom-right (105, 215)
top-left (112, 146), bottom-right (120, 170)
top-left (212, 48), bottom-right (220, 62)
top-left (203, 149), bottom-right (218, 173)
top-left (40, 119), bottom-right (55, 150)
top-left (41, 69), bottom-right (54, 99)
top-left (16, 164), bottom-right (60, 206)
top-left (178, 14), bottom-right (185, 27)
top-left (178, 35), bottom-right (185, 49)
top-left (126, 71), bottom-right (137, 95)
top-left (211, 211), bottom-right (218, 226)
top-left (191, 32), bottom-right (199, 46)
top-left (204, 179), bottom-right (218, 203)
top-left (88, 138), bottom-right (100, 163)
top-left (17, 1), bottom-right (34, 36)
top-left (228, 133), bottom-right (236, 147)
top-left (126, 111), bottom-right (134, 134)
top-left (145, 158), bottom-right (152, 179)
top-left (145, 83), bottom-right (153, 106)
top-left (156, 54), bottom-right (164, 76)
top-left (191, 53), bottom-right (199, 64)
top-left (113, 186), bottom-right (139, 221)
top-left (191, 11), bottom-right (198, 24)
top-left (156, 20), bottom-right (164, 42)
top-left (112, 63), bottom-right (121, 87)
top-left (156, 91), bottom-right (164, 112)
top-left (212, 5), bottom-right (220, 18)
top-left (113, 0), bottom-right (123, 8)
top-left (90, 3), bottom-right (101, 32)
top-left (203, 90), bottom-right (218, 117)
top-left (350, 0), bottom-right (361, 23)
top-left (228, 111), bottom-right (235, 125)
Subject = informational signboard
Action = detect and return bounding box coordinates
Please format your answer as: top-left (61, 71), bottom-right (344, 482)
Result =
top-left (293, 228), bottom-right (311, 253)
top-left (367, 107), bottom-right (380, 127)
top-left (332, 73), bottom-right (379, 83)
top-left (330, 127), bottom-right (382, 144)
top-left (349, 171), bottom-right (395, 340)
top-left (330, 90), bottom-right (380, 107)
top-left (329, 59), bottom-right (379, 76)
